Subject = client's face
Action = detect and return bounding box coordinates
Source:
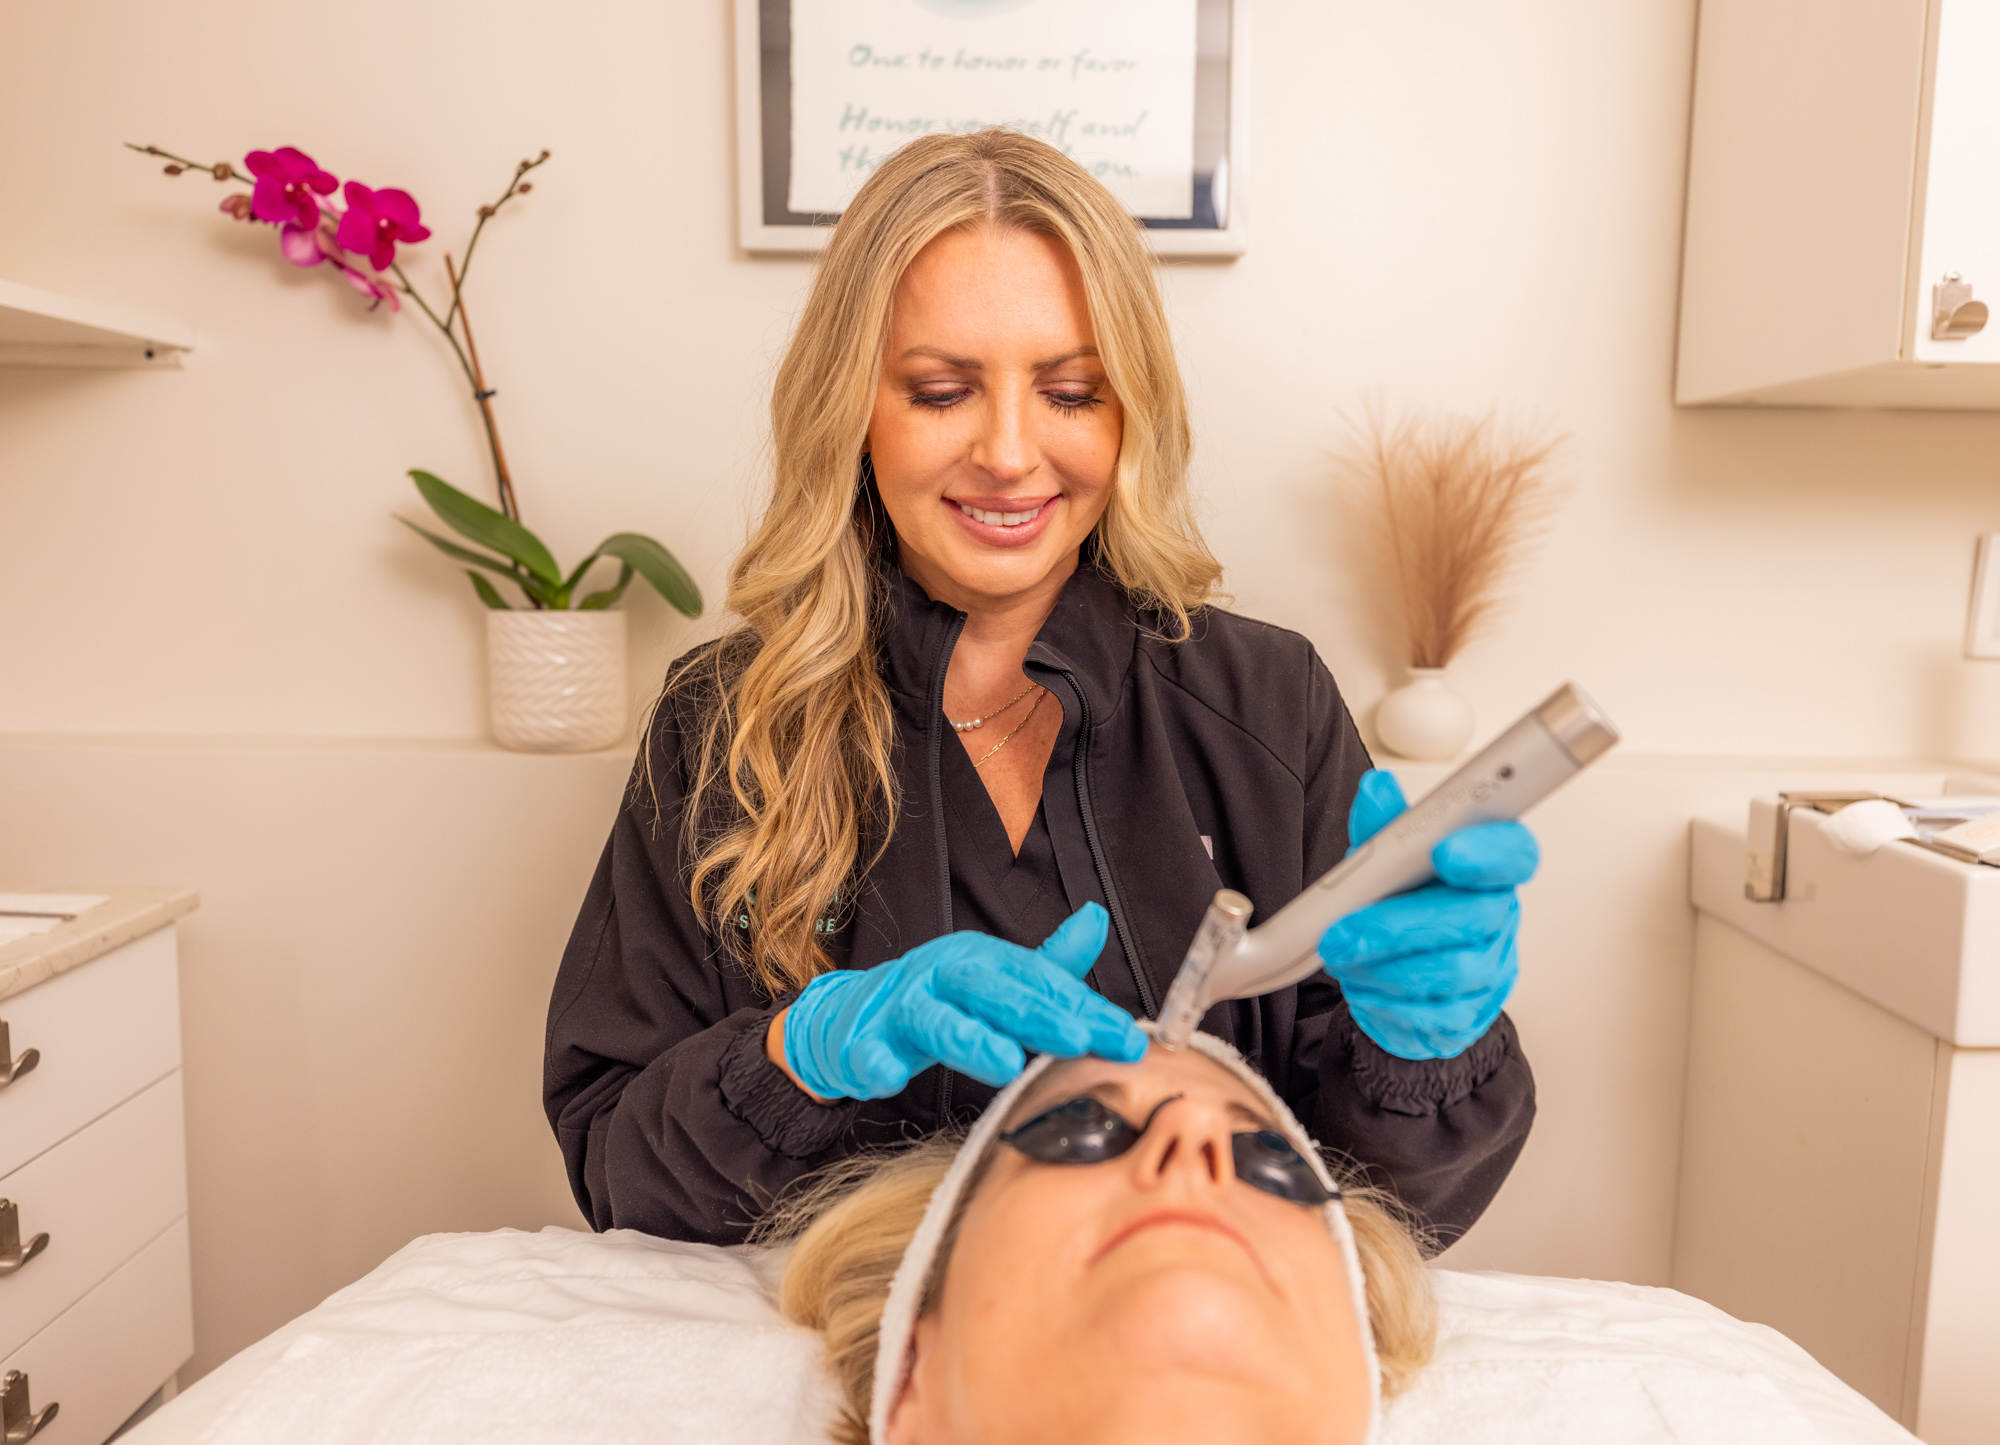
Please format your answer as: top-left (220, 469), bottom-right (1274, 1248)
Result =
top-left (888, 1046), bottom-right (1371, 1445)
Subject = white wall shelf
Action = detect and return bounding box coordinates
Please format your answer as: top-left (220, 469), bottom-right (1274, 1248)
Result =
top-left (0, 278), bottom-right (194, 369)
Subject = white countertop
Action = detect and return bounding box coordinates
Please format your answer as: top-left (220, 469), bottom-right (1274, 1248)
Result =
top-left (0, 887), bottom-right (200, 1002)
top-left (1691, 812), bottom-right (2000, 1047)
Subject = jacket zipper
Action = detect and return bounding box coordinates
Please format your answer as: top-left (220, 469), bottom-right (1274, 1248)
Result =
top-left (930, 611), bottom-right (966, 1124)
top-left (1058, 667), bottom-right (1157, 1019)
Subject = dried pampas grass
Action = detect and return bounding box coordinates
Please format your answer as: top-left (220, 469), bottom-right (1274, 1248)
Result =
top-left (1336, 406), bottom-right (1566, 670)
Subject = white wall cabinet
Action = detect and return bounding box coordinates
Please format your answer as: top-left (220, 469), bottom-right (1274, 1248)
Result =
top-left (1679, 0), bottom-right (2000, 407)
top-left (0, 902), bottom-right (197, 1444)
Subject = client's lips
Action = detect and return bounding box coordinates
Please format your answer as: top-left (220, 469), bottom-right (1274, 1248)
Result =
top-left (1090, 1209), bottom-right (1264, 1273)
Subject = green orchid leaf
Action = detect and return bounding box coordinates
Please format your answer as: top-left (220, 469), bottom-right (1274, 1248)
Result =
top-left (396, 516), bottom-right (519, 579)
top-left (409, 470), bottom-right (561, 585)
top-left (561, 547), bottom-right (606, 593)
top-left (577, 562), bottom-right (635, 611)
top-left (468, 571), bottom-right (512, 609)
top-left (593, 532), bottom-right (702, 616)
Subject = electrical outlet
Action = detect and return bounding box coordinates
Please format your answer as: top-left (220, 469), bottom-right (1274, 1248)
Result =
top-left (1967, 535), bottom-right (2000, 658)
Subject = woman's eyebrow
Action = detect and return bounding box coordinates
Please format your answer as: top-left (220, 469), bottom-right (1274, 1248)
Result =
top-left (1225, 1100), bottom-right (1280, 1130)
top-left (1031, 346), bottom-right (1099, 370)
top-left (899, 345), bottom-right (982, 368)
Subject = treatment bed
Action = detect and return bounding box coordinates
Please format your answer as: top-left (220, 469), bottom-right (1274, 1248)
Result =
top-left (123, 1226), bottom-right (1917, 1445)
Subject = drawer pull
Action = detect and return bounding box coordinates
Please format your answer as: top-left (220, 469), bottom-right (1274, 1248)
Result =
top-left (0, 1020), bottom-right (36, 1090)
top-left (0, 1371), bottom-right (56, 1443)
top-left (0, 1201), bottom-right (46, 1277)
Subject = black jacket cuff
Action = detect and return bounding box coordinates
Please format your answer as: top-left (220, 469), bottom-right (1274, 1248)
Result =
top-left (1335, 1003), bottom-right (1518, 1118)
top-left (717, 1006), bottom-right (860, 1158)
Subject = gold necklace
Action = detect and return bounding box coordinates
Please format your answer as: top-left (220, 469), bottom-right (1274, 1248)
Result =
top-left (972, 686), bottom-right (1048, 768)
top-left (950, 680), bottom-right (1038, 733)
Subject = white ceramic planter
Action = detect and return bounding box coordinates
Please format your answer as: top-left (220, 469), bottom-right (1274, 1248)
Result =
top-left (486, 610), bottom-right (628, 753)
top-left (1374, 667), bottom-right (1475, 761)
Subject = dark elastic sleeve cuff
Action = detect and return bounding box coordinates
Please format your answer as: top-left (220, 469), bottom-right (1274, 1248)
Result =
top-left (717, 1005), bottom-right (861, 1159)
top-left (1336, 1003), bottom-right (1518, 1117)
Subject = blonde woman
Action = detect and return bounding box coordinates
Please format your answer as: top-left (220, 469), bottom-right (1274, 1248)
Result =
top-left (544, 130), bottom-right (1538, 1250)
top-left (772, 1034), bottom-right (1437, 1445)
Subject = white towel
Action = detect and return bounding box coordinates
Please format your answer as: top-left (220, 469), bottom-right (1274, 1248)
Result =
top-left (197, 1319), bottom-right (838, 1445)
top-left (1382, 1361), bottom-right (1819, 1444)
top-left (142, 1231), bottom-right (1916, 1445)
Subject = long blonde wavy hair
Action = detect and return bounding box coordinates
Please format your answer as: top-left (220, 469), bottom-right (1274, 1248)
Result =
top-left (765, 1139), bottom-right (1436, 1445)
top-left (678, 129), bottom-right (1223, 997)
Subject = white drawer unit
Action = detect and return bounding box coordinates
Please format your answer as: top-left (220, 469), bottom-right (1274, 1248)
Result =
top-left (0, 892), bottom-right (197, 1445)
top-left (1682, 814), bottom-right (1999, 1445)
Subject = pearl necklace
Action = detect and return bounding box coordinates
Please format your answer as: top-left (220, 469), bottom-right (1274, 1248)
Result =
top-left (971, 687), bottom-right (1049, 769)
top-left (949, 681), bottom-right (1038, 733)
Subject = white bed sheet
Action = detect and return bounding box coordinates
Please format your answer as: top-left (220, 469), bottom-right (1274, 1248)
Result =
top-left (123, 1226), bottom-right (1917, 1445)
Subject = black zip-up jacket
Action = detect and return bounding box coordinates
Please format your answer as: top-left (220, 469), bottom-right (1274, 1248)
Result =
top-left (545, 563), bottom-right (1535, 1250)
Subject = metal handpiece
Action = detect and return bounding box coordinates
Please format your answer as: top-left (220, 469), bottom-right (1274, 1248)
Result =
top-left (1157, 683), bottom-right (1619, 1049)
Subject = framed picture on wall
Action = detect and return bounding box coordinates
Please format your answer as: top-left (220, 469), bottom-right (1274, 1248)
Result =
top-left (732, 0), bottom-right (1246, 256)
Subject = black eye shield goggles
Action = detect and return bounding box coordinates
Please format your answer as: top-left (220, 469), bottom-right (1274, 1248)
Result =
top-left (997, 1093), bottom-right (1335, 1207)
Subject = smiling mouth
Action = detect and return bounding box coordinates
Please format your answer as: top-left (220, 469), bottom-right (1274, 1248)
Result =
top-left (953, 499), bottom-right (1050, 528)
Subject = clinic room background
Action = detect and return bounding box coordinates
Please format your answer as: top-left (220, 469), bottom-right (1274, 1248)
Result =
top-left (3, 0), bottom-right (1997, 1419)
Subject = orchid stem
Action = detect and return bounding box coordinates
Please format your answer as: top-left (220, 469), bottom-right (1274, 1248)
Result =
top-left (389, 260), bottom-right (522, 536)
top-left (123, 143), bottom-right (252, 186)
top-left (446, 149), bottom-right (548, 332)
top-left (445, 252), bottom-right (519, 526)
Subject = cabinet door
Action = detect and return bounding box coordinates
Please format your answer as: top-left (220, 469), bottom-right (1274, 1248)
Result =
top-left (1915, 0), bottom-right (2000, 363)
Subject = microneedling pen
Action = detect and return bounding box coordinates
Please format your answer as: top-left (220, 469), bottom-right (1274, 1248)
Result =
top-left (1156, 682), bottom-right (1620, 1050)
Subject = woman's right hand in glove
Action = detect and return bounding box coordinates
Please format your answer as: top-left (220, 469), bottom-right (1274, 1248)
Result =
top-left (768, 902), bottom-right (1146, 1101)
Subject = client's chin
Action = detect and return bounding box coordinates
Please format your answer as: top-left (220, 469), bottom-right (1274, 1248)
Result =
top-left (1083, 1250), bottom-right (1292, 1371)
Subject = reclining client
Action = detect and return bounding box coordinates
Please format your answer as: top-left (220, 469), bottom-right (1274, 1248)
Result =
top-left (544, 129), bottom-right (1539, 1250)
top-left (770, 1034), bottom-right (1435, 1445)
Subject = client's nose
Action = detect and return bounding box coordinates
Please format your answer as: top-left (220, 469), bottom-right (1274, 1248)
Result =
top-left (1129, 1096), bottom-right (1234, 1193)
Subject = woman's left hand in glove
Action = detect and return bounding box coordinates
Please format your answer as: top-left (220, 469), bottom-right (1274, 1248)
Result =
top-left (1317, 769), bottom-right (1541, 1061)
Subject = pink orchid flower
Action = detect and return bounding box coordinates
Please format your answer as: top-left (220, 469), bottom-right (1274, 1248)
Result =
top-left (337, 261), bottom-right (402, 311)
top-left (244, 147), bottom-right (337, 230)
top-left (278, 223), bottom-right (330, 268)
top-left (271, 222), bottom-right (401, 310)
top-left (336, 182), bottom-right (431, 271)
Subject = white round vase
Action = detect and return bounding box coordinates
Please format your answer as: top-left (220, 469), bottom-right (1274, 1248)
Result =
top-left (1375, 668), bottom-right (1475, 761)
top-left (486, 610), bottom-right (628, 753)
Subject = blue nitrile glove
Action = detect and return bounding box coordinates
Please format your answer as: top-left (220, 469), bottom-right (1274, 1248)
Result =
top-left (782, 902), bottom-right (1146, 1100)
top-left (1317, 769), bottom-right (1541, 1061)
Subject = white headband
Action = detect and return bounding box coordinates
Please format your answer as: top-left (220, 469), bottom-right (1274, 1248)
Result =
top-left (866, 1029), bottom-right (1381, 1443)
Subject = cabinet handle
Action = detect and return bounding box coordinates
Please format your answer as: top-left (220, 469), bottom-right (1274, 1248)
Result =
top-left (0, 1371), bottom-right (56, 1443)
top-left (0, 1201), bottom-right (47, 1277)
top-left (0, 1020), bottom-right (37, 1090)
top-left (1934, 271), bottom-right (1991, 340)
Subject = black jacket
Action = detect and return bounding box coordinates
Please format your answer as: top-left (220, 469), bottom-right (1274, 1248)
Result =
top-left (544, 562), bottom-right (1535, 1249)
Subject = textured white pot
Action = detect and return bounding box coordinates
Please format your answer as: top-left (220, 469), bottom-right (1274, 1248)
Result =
top-left (1374, 667), bottom-right (1475, 761)
top-left (486, 610), bottom-right (628, 753)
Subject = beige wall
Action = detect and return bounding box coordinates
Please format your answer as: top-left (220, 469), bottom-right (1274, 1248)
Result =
top-left (5, 0), bottom-right (1998, 1385)
top-left (8, 0), bottom-right (2000, 755)
top-left (0, 741), bottom-right (625, 1381)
